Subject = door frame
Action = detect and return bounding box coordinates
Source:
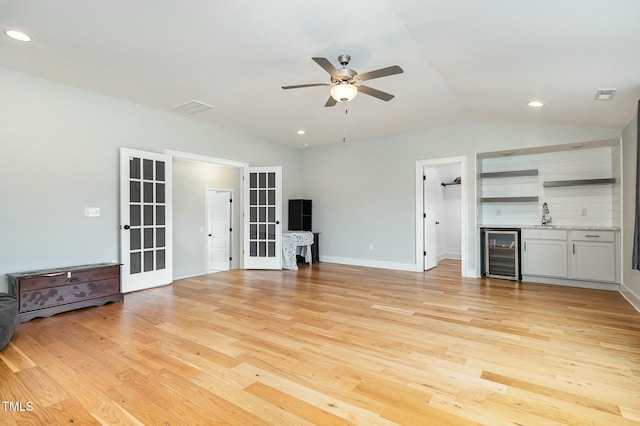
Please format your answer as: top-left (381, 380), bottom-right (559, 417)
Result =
top-left (205, 188), bottom-right (233, 272)
top-left (415, 156), bottom-right (468, 275)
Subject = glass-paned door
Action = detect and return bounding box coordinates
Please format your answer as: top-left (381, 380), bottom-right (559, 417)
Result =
top-left (243, 167), bottom-right (282, 269)
top-left (120, 148), bottom-right (173, 292)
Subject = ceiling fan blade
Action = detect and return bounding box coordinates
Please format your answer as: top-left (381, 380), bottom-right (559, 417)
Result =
top-left (312, 57), bottom-right (342, 80)
top-left (282, 82), bottom-right (331, 90)
top-left (356, 65), bottom-right (403, 82)
top-left (357, 85), bottom-right (395, 102)
top-left (324, 96), bottom-right (337, 107)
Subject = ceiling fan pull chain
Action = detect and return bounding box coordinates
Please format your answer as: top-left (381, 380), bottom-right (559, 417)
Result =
top-left (343, 108), bottom-right (348, 143)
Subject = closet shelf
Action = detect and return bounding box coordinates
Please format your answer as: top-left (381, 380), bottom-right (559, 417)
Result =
top-left (543, 178), bottom-right (616, 187)
top-left (480, 169), bottom-right (538, 178)
top-left (480, 196), bottom-right (539, 203)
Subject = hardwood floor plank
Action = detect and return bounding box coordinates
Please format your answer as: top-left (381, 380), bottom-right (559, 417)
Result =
top-left (244, 381), bottom-right (349, 425)
top-left (1, 260), bottom-right (639, 424)
top-left (44, 398), bottom-right (99, 426)
top-left (0, 341), bottom-right (37, 372)
top-left (14, 366), bottom-right (69, 407)
top-left (232, 362), bottom-right (396, 425)
top-left (191, 371), bottom-right (315, 425)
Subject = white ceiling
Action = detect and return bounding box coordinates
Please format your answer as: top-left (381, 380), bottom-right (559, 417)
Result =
top-left (1, 0), bottom-right (639, 148)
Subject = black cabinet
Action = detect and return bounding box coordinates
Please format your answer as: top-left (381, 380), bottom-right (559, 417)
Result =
top-left (289, 199), bottom-right (312, 231)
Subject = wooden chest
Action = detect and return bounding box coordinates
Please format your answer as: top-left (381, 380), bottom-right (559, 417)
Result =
top-left (7, 263), bottom-right (123, 323)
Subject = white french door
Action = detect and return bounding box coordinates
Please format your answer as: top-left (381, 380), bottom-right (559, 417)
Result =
top-left (243, 167), bottom-right (282, 269)
top-left (423, 167), bottom-right (438, 270)
top-left (120, 148), bottom-right (173, 292)
top-left (207, 190), bottom-right (231, 272)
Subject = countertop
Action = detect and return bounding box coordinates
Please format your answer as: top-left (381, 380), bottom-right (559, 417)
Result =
top-left (479, 224), bottom-right (620, 231)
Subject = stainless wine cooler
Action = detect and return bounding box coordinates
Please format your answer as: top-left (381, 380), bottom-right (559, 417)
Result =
top-left (484, 229), bottom-right (520, 280)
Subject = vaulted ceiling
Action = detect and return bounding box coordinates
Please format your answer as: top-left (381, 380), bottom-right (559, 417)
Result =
top-left (2, 0), bottom-right (639, 147)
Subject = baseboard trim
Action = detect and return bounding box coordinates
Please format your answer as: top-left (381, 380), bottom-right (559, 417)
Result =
top-left (620, 283), bottom-right (640, 313)
top-left (320, 256), bottom-right (416, 272)
top-left (173, 271), bottom-right (216, 281)
top-left (521, 275), bottom-right (620, 291)
top-left (438, 252), bottom-right (461, 261)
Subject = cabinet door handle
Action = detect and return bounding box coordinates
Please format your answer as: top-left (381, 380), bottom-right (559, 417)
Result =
top-left (584, 234), bottom-right (600, 238)
top-left (523, 241), bottom-right (526, 251)
top-left (573, 243), bottom-right (575, 254)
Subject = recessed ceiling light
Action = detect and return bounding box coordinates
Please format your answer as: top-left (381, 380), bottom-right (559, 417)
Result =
top-left (296, 130), bottom-right (306, 135)
top-left (5, 30), bottom-right (31, 42)
top-left (527, 101), bottom-right (544, 108)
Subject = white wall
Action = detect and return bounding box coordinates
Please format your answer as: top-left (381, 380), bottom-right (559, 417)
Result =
top-left (300, 123), bottom-right (620, 275)
top-left (478, 144), bottom-right (619, 227)
top-left (0, 67), bottom-right (303, 292)
top-left (173, 160), bottom-right (234, 279)
top-left (621, 113), bottom-right (640, 310)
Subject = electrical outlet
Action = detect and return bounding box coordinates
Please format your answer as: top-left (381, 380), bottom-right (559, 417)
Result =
top-left (580, 208), bottom-right (587, 217)
top-left (84, 207), bottom-right (100, 217)
top-left (495, 208), bottom-right (501, 216)
top-left (369, 243), bottom-right (374, 251)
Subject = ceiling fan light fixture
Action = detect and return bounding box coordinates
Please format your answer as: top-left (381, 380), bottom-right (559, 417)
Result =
top-left (330, 82), bottom-right (358, 103)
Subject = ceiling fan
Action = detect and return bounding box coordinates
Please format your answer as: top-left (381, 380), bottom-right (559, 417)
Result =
top-left (282, 54), bottom-right (403, 107)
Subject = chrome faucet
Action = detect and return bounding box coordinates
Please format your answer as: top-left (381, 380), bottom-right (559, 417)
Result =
top-left (542, 202), bottom-right (552, 226)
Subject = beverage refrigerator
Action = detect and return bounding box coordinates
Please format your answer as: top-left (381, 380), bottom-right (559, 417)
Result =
top-left (483, 229), bottom-right (520, 280)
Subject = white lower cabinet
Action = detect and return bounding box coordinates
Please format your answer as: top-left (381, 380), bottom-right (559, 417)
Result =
top-left (522, 229), bottom-right (617, 283)
top-left (522, 229), bottom-right (568, 278)
top-left (570, 231), bottom-right (616, 282)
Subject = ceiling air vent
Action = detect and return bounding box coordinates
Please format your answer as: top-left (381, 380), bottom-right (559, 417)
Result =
top-left (173, 100), bottom-right (214, 114)
top-left (594, 89), bottom-right (616, 101)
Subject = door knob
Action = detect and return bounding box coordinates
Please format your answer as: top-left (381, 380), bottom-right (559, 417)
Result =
top-left (275, 221), bottom-right (280, 225)
top-left (123, 225), bottom-right (130, 230)
top-left (208, 234), bottom-right (212, 237)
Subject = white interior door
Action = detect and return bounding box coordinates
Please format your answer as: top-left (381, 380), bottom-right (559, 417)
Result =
top-left (120, 148), bottom-right (173, 292)
top-left (243, 167), bottom-right (282, 269)
top-left (207, 190), bottom-right (231, 272)
top-left (423, 167), bottom-right (438, 270)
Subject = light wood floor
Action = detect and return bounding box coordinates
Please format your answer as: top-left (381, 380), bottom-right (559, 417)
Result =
top-left (2, 260), bottom-right (640, 425)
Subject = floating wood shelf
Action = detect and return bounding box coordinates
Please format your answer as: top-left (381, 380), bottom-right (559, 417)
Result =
top-left (480, 169), bottom-right (539, 178)
top-left (543, 178), bottom-right (616, 187)
top-left (480, 196), bottom-right (539, 203)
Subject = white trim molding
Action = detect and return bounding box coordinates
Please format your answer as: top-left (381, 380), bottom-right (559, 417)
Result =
top-left (321, 256), bottom-right (416, 272)
top-left (620, 284), bottom-right (640, 313)
top-left (163, 150), bottom-right (249, 168)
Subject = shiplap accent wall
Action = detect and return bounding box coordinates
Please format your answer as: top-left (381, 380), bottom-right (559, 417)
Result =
top-left (479, 145), bottom-right (619, 227)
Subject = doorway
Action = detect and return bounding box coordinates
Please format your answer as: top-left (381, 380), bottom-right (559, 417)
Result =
top-left (164, 150), bottom-right (248, 277)
top-left (415, 157), bottom-right (467, 275)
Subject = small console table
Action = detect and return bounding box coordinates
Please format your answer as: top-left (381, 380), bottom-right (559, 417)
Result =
top-left (282, 231), bottom-right (314, 270)
top-left (7, 263), bottom-right (123, 323)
